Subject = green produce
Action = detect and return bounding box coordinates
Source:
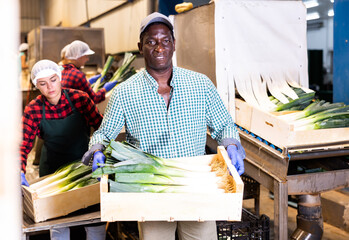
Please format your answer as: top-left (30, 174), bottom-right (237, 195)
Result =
top-left (100, 52), bottom-right (137, 93)
top-left (94, 140), bottom-right (236, 193)
top-left (29, 160), bottom-right (96, 198)
top-left (278, 100), bottom-right (345, 122)
top-left (92, 55), bottom-right (114, 92)
top-left (273, 90), bottom-right (315, 112)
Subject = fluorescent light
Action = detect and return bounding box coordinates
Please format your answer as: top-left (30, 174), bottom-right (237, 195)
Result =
top-left (328, 9), bottom-right (334, 17)
top-left (304, 0), bottom-right (319, 8)
top-left (307, 12), bottom-right (320, 21)
top-left (330, 0), bottom-right (334, 3)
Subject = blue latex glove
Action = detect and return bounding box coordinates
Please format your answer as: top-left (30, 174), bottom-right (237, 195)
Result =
top-left (21, 172), bottom-right (29, 187)
top-left (227, 145), bottom-right (244, 175)
top-left (92, 151), bottom-right (106, 172)
top-left (103, 81), bottom-right (118, 92)
top-left (88, 74), bottom-right (101, 84)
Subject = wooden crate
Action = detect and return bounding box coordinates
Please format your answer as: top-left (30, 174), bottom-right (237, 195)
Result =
top-left (22, 180), bottom-right (100, 223)
top-left (235, 98), bottom-right (349, 149)
top-left (100, 146), bottom-right (244, 222)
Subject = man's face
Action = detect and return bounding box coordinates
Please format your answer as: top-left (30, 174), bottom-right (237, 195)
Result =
top-left (138, 23), bottom-right (175, 73)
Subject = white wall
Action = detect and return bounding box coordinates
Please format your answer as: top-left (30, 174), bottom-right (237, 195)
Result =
top-left (44, 0), bottom-right (151, 54)
top-left (307, 18), bottom-right (333, 74)
top-left (91, 0), bottom-right (149, 54)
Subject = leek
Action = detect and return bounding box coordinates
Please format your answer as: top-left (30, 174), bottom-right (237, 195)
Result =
top-left (279, 100), bottom-right (345, 122)
top-left (274, 91), bottom-right (315, 111)
top-left (30, 161), bottom-right (83, 190)
top-left (35, 163), bottom-right (91, 197)
top-left (92, 55), bottom-right (114, 92)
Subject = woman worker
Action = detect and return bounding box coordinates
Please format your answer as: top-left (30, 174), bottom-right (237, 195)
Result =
top-left (20, 59), bottom-right (105, 240)
top-left (61, 40), bottom-right (117, 104)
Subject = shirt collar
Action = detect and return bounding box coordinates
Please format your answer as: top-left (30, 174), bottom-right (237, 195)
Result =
top-left (63, 63), bottom-right (77, 70)
top-left (143, 66), bottom-right (178, 89)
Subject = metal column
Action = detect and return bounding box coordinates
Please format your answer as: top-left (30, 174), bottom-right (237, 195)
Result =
top-left (333, 0), bottom-right (349, 104)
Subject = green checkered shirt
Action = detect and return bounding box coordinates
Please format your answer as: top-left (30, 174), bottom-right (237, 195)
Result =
top-left (90, 67), bottom-right (240, 158)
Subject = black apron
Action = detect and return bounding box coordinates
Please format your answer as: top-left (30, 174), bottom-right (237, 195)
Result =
top-left (39, 90), bottom-right (90, 177)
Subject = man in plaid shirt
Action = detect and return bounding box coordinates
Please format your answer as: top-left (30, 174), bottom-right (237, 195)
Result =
top-left (61, 40), bottom-right (117, 104)
top-left (82, 12), bottom-right (245, 240)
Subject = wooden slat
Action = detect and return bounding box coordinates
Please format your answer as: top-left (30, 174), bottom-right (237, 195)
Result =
top-left (101, 192), bottom-right (243, 222)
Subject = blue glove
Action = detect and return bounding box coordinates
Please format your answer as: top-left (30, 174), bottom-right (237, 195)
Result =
top-left (21, 172), bottom-right (29, 187)
top-left (88, 74), bottom-right (101, 84)
top-left (227, 145), bottom-right (244, 175)
top-left (103, 81), bottom-right (118, 92)
top-left (92, 151), bottom-right (106, 172)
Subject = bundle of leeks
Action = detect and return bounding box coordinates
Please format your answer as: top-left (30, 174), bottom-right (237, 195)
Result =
top-left (29, 161), bottom-right (98, 198)
top-left (269, 87), bottom-right (315, 112)
top-left (92, 140), bottom-right (236, 193)
top-left (92, 55), bottom-right (114, 92)
top-left (94, 52), bottom-right (137, 94)
top-left (278, 99), bottom-right (349, 130)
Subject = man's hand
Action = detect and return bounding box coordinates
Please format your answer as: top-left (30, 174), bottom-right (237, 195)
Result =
top-left (227, 144), bottom-right (244, 175)
top-left (92, 151), bottom-right (106, 172)
top-left (21, 172), bottom-right (29, 187)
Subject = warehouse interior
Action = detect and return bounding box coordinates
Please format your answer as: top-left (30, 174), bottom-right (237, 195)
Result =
top-left (1, 0), bottom-right (348, 239)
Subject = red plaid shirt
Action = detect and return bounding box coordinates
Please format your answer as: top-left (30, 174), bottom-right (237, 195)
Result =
top-left (61, 64), bottom-right (106, 104)
top-left (20, 88), bottom-right (103, 173)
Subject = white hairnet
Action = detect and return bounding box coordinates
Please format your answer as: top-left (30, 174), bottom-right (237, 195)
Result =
top-left (31, 59), bottom-right (62, 86)
top-left (60, 44), bottom-right (71, 59)
top-left (19, 43), bottom-right (28, 52)
top-left (64, 40), bottom-right (95, 60)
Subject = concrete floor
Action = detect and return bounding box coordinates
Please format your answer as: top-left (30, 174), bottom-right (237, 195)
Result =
top-left (25, 148), bottom-right (349, 240)
top-left (243, 185), bottom-right (349, 240)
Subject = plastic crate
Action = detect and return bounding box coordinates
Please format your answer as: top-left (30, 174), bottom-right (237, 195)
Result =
top-left (217, 208), bottom-right (270, 240)
top-left (241, 174), bottom-right (260, 200)
top-left (241, 174), bottom-right (260, 216)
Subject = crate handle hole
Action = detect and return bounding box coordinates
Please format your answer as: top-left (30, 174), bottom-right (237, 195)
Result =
top-left (265, 121), bottom-right (274, 127)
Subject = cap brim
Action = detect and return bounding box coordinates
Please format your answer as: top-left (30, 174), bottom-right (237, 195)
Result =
top-left (83, 49), bottom-right (95, 56)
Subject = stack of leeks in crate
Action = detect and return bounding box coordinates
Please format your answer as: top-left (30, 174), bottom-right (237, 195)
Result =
top-left (235, 74), bottom-right (349, 131)
top-left (29, 160), bottom-right (98, 198)
top-left (22, 160), bottom-right (100, 223)
top-left (269, 87), bottom-right (349, 130)
top-left (93, 140), bottom-right (236, 194)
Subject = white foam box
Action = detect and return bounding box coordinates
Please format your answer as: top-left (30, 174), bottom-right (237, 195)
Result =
top-left (22, 179), bottom-right (100, 223)
top-left (235, 98), bottom-right (349, 149)
top-left (100, 146), bottom-right (243, 222)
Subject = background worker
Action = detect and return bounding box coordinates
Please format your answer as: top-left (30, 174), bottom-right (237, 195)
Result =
top-left (61, 40), bottom-right (117, 104)
top-left (20, 59), bottom-right (105, 240)
top-left (82, 12), bottom-right (245, 240)
top-left (19, 42), bottom-right (30, 89)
